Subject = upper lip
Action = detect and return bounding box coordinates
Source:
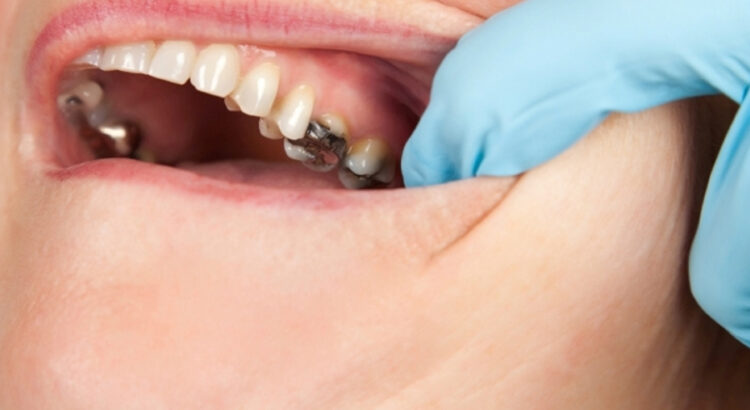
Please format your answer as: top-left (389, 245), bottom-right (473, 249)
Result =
top-left (23, 0), bottom-right (475, 167)
top-left (26, 0), bottom-right (473, 103)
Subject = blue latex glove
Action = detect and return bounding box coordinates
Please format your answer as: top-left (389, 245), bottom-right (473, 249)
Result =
top-left (401, 0), bottom-right (750, 347)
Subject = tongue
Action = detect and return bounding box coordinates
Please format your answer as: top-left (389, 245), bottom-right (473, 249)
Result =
top-left (177, 159), bottom-right (345, 190)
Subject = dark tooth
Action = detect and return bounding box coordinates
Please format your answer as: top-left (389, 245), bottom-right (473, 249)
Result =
top-left (285, 121), bottom-right (348, 173)
top-left (96, 121), bottom-right (143, 158)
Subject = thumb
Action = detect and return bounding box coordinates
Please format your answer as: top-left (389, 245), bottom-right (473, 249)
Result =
top-left (690, 98), bottom-right (750, 348)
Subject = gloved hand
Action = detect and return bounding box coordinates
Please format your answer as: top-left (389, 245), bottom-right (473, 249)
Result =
top-left (401, 0), bottom-right (750, 347)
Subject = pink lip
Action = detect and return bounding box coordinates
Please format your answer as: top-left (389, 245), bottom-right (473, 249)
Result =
top-left (22, 0), bottom-right (462, 209)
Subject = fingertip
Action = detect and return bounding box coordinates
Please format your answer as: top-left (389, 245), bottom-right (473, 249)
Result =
top-left (400, 138), bottom-right (435, 188)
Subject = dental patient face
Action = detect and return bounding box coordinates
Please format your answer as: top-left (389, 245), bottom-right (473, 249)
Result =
top-left (1, 0), bottom-right (747, 408)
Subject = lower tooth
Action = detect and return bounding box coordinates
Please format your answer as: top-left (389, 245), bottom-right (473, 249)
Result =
top-left (337, 167), bottom-right (374, 190)
top-left (96, 120), bottom-right (142, 157)
top-left (134, 147), bottom-right (158, 163)
top-left (373, 158), bottom-right (396, 184)
top-left (283, 139), bottom-right (314, 162)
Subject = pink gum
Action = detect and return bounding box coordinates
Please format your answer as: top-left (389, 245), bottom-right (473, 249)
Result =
top-left (232, 44), bottom-right (423, 154)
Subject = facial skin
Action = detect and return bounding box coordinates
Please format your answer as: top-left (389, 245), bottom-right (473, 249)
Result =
top-left (1, 0), bottom-right (749, 408)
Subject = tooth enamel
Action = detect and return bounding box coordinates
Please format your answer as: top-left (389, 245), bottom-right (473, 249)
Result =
top-left (338, 168), bottom-right (372, 190)
top-left (73, 48), bottom-right (103, 68)
top-left (100, 42), bottom-right (156, 74)
top-left (283, 139), bottom-right (314, 162)
top-left (258, 118), bottom-right (284, 140)
top-left (317, 113), bottom-right (350, 141)
top-left (373, 158), bottom-right (396, 184)
top-left (230, 62), bottom-right (281, 117)
top-left (271, 84), bottom-right (315, 141)
top-left (148, 41), bottom-right (197, 85)
top-left (224, 97), bottom-right (241, 112)
top-left (191, 44), bottom-right (241, 97)
top-left (344, 138), bottom-right (390, 177)
top-left (57, 81), bottom-right (104, 112)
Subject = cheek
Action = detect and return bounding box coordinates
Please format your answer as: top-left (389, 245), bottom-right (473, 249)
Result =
top-left (0, 232), bottom-right (464, 407)
top-left (418, 102), bottom-right (702, 378)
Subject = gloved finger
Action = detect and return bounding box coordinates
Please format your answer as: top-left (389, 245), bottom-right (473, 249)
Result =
top-left (402, 0), bottom-right (750, 188)
top-left (690, 99), bottom-right (750, 348)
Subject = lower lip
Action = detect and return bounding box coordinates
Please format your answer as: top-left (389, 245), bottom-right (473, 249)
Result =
top-left (47, 158), bottom-right (405, 210)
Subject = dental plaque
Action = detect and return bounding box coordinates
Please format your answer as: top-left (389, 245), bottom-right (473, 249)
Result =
top-left (56, 42), bottom-right (399, 190)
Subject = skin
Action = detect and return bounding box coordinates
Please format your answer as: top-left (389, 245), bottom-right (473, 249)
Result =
top-left (1, 0), bottom-right (749, 408)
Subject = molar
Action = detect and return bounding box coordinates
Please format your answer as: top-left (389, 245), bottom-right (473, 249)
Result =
top-left (229, 62), bottom-right (281, 117)
top-left (100, 42), bottom-right (156, 74)
top-left (57, 81), bottom-right (104, 112)
top-left (149, 41), bottom-right (197, 85)
top-left (269, 84), bottom-right (316, 141)
top-left (344, 138), bottom-right (391, 177)
top-left (317, 113), bottom-right (350, 142)
top-left (191, 44), bottom-right (241, 97)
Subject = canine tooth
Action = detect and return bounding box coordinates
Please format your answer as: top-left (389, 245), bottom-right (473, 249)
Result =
top-left (272, 85), bottom-right (315, 141)
top-left (258, 118), bottom-right (284, 140)
top-left (317, 113), bottom-right (350, 141)
top-left (148, 41), bottom-right (197, 85)
top-left (100, 42), bottom-right (156, 73)
top-left (224, 97), bottom-right (241, 112)
top-left (191, 44), bottom-right (240, 97)
top-left (230, 62), bottom-right (281, 117)
top-left (57, 81), bottom-right (104, 112)
top-left (344, 138), bottom-right (390, 177)
top-left (73, 48), bottom-right (103, 68)
top-left (283, 139), bottom-right (314, 162)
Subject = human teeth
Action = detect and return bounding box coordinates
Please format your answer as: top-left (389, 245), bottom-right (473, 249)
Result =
top-left (73, 47), bottom-right (103, 68)
top-left (230, 62), bottom-right (281, 117)
top-left (271, 84), bottom-right (315, 140)
top-left (100, 42), bottom-right (156, 74)
top-left (224, 97), bottom-right (241, 112)
top-left (317, 113), bottom-right (350, 140)
top-left (283, 139), bottom-right (314, 162)
top-left (258, 118), bottom-right (284, 140)
top-left (96, 120), bottom-right (142, 157)
top-left (337, 168), bottom-right (372, 190)
top-left (191, 44), bottom-right (240, 97)
top-left (148, 41), bottom-right (197, 85)
top-left (57, 81), bottom-right (104, 112)
top-left (373, 158), bottom-right (396, 184)
top-left (344, 138), bottom-right (391, 177)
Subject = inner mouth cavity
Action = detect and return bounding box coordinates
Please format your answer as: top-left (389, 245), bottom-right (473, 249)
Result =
top-left (56, 41), bottom-right (420, 190)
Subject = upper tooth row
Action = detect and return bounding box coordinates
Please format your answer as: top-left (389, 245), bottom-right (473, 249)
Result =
top-left (78, 41), bottom-right (312, 140)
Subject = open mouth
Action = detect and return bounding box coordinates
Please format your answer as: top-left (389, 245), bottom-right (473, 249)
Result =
top-left (24, 0), bottom-right (456, 194)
